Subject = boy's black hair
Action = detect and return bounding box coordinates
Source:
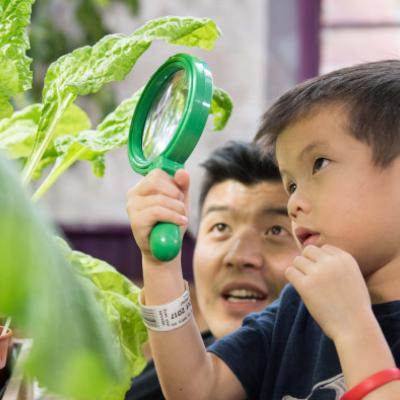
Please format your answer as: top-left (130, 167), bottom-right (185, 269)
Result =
top-left (255, 59), bottom-right (400, 166)
top-left (198, 141), bottom-right (281, 210)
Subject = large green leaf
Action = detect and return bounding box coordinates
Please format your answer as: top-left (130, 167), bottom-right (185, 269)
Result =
top-left (0, 58), bottom-right (19, 119)
top-left (132, 16), bottom-right (220, 50)
top-left (54, 91), bottom-right (142, 177)
top-left (0, 103), bottom-right (40, 159)
top-left (30, 91), bottom-right (141, 200)
top-left (0, 103), bottom-right (92, 181)
top-left (33, 103), bottom-right (92, 179)
top-left (0, 0), bottom-right (34, 118)
top-left (23, 16), bottom-right (220, 183)
top-left (60, 240), bottom-right (147, 379)
top-left (0, 154), bottom-right (129, 399)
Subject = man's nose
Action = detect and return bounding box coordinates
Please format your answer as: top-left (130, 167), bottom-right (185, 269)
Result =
top-left (223, 232), bottom-right (264, 270)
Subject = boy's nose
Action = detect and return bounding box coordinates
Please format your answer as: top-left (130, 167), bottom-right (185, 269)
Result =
top-left (287, 190), bottom-right (310, 220)
top-left (223, 232), bottom-right (264, 270)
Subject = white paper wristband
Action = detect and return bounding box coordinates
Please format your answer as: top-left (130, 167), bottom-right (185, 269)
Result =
top-left (139, 281), bottom-right (193, 332)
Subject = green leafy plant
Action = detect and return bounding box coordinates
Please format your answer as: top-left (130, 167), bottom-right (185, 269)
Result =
top-left (29, 0), bottom-right (140, 115)
top-left (20, 15), bottom-right (232, 187)
top-left (0, 0), bottom-right (233, 398)
top-left (0, 154), bottom-right (134, 399)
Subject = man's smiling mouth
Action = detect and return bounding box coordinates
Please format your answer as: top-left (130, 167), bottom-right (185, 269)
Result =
top-left (223, 288), bottom-right (267, 302)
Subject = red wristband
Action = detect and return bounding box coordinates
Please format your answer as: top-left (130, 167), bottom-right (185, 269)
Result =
top-left (341, 368), bottom-right (400, 400)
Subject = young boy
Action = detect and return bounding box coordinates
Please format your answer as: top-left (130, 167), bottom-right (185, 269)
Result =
top-left (126, 60), bottom-right (400, 400)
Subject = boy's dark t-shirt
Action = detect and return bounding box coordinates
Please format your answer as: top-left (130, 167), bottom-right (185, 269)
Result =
top-left (208, 284), bottom-right (400, 400)
top-left (125, 331), bottom-right (215, 400)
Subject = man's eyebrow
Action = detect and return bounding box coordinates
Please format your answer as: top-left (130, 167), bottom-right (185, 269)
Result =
top-left (202, 205), bottom-right (288, 217)
top-left (202, 205), bottom-right (229, 217)
top-left (261, 206), bottom-right (288, 217)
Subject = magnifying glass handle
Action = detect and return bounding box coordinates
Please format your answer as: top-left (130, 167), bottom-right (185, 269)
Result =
top-left (150, 222), bottom-right (182, 261)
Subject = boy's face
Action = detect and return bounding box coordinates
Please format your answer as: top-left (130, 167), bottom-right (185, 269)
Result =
top-left (193, 179), bottom-right (299, 339)
top-left (275, 104), bottom-right (400, 276)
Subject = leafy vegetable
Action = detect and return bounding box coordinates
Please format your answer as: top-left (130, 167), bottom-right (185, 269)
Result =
top-left (22, 16), bottom-right (221, 183)
top-left (29, 0), bottom-right (140, 111)
top-left (0, 103), bottom-right (40, 159)
top-left (61, 240), bottom-right (148, 376)
top-left (210, 88), bottom-right (233, 131)
top-left (31, 91), bottom-right (142, 200)
top-left (58, 238), bottom-right (148, 399)
top-left (0, 154), bottom-right (131, 399)
top-left (32, 86), bottom-right (232, 200)
top-left (0, 0), bottom-right (34, 118)
top-left (0, 103), bottom-right (91, 161)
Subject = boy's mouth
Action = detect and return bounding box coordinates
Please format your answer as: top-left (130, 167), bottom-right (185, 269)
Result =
top-left (295, 227), bottom-right (320, 246)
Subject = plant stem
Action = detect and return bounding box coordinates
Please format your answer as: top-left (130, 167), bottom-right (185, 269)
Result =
top-left (22, 93), bottom-right (75, 185)
top-left (32, 148), bottom-right (85, 202)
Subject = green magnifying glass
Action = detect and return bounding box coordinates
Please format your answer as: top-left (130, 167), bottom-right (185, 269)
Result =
top-left (128, 53), bottom-right (213, 262)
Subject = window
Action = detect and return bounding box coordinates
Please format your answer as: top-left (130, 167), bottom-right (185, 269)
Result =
top-left (320, 0), bottom-right (400, 73)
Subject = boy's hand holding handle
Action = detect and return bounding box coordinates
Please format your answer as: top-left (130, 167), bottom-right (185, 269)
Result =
top-left (286, 244), bottom-right (400, 399)
top-left (127, 168), bottom-right (189, 261)
top-left (126, 168), bottom-right (193, 326)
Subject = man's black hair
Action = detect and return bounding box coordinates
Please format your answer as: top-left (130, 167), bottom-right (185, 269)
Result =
top-left (198, 141), bottom-right (281, 210)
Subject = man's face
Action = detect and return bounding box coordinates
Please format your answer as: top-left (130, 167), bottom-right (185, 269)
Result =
top-left (276, 104), bottom-right (400, 276)
top-left (193, 179), bottom-right (299, 338)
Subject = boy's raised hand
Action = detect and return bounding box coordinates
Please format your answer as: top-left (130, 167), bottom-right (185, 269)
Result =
top-left (126, 168), bottom-right (190, 261)
top-left (285, 244), bottom-right (373, 341)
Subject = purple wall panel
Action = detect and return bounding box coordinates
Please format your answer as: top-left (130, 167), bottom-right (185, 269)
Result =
top-left (298, 0), bottom-right (321, 82)
top-left (61, 224), bottom-right (195, 283)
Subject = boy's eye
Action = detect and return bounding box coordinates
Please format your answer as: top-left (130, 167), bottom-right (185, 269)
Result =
top-left (287, 182), bottom-right (297, 194)
top-left (313, 158), bottom-right (329, 173)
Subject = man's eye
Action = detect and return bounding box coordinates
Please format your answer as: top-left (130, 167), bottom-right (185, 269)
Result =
top-left (211, 223), bottom-right (228, 233)
top-left (267, 225), bottom-right (284, 236)
top-left (313, 158), bottom-right (329, 174)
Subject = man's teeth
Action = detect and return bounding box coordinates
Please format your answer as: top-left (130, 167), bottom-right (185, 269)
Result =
top-left (225, 289), bottom-right (265, 302)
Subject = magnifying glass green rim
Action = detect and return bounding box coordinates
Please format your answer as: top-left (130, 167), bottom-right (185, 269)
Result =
top-left (128, 53), bottom-right (213, 176)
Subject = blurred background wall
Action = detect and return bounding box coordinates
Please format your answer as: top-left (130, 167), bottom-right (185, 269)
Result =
top-left (29, 0), bottom-right (400, 282)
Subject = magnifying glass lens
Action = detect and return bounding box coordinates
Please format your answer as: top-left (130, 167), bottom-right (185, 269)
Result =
top-left (128, 53), bottom-right (213, 261)
top-left (142, 69), bottom-right (188, 160)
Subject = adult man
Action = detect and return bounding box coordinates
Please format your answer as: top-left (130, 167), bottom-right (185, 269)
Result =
top-left (126, 141), bottom-right (299, 399)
